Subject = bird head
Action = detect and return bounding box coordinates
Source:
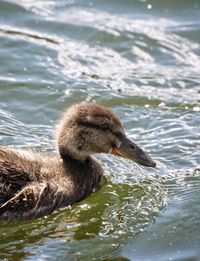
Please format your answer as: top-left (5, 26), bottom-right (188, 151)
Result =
top-left (57, 103), bottom-right (156, 167)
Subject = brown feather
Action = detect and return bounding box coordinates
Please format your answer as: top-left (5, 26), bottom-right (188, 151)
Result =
top-left (0, 103), bottom-right (125, 221)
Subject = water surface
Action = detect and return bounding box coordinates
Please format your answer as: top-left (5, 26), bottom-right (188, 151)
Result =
top-left (0, 0), bottom-right (200, 260)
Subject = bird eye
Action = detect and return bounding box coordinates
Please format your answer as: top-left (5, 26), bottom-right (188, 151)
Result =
top-left (99, 123), bottom-right (110, 130)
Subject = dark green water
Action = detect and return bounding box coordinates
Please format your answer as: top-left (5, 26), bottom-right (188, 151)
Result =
top-left (0, 0), bottom-right (200, 260)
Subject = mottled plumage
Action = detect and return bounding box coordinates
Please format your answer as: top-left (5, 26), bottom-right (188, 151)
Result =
top-left (0, 103), bottom-right (155, 222)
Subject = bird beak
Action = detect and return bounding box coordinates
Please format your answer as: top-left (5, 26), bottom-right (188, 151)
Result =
top-left (111, 135), bottom-right (156, 167)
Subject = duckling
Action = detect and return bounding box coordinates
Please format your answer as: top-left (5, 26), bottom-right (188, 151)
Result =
top-left (0, 103), bottom-right (156, 222)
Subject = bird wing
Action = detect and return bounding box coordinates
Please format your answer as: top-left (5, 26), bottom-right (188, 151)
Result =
top-left (0, 182), bottom-right (65, 221)
top-left (0, 147), bottom-right (41, 204)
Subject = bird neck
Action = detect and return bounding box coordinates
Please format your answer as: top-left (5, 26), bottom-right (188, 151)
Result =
top-left (58, 146), bottom-right (105, 196)
top-left (58, 145), bottom-right (90, 163)
top-left (57, 125), bottom-right (91, 161)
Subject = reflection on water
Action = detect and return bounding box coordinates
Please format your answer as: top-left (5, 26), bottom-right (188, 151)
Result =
top-left (0, 179), bottom-right (166, 260)
top-left (0, 0), bottom-right (200, 260)
top-left (123, 168), bottom-right (200, 261)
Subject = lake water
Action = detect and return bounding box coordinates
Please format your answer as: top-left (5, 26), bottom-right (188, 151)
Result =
top-left (0, 0), bottom-right (200, 260)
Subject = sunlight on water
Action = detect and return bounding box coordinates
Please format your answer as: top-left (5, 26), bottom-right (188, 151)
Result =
top-left (0, 0), bottom-right (200, 260)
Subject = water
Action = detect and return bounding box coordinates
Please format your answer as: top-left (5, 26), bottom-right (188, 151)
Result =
top-left (0, 0), bottom-right (200, 260)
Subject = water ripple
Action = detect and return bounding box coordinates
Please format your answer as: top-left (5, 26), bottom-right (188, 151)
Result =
top-left (0, 0), bottom-right (200, 260)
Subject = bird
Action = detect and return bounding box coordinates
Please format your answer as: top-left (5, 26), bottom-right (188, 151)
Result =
top-left (0, 103), bottom-right (156, 222)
